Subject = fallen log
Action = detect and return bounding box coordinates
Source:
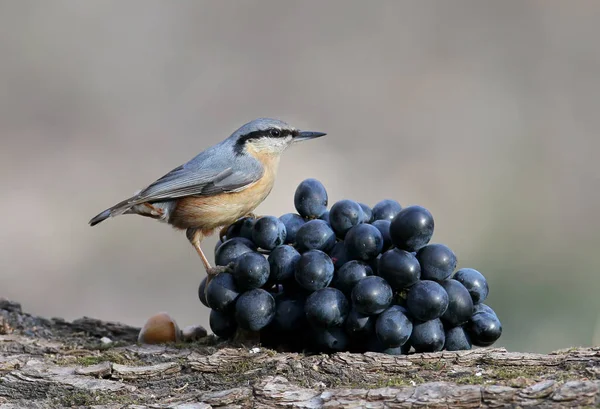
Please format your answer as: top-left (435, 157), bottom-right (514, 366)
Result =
top-left (0, 299), bottom-right (598, 408)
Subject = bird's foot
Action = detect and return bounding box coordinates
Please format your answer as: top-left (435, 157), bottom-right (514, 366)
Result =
top-left (207, 263), bottom-right (234, 278)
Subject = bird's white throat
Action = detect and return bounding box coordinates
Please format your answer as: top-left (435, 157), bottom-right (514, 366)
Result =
top-left (246, 135), bottom-right (294, 154)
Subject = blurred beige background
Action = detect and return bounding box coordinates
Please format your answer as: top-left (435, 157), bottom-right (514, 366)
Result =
top-left (1, 1), bottom-right (599, 353)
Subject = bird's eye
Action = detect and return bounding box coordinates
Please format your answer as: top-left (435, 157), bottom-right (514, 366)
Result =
top-left (270, 129), bottom-right (281, 137)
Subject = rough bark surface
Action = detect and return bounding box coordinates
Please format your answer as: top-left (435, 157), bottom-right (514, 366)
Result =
top-left (0, 299), bottom-right (598, 408)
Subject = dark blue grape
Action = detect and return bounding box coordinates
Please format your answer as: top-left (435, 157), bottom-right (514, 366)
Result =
top-left (333, 260), bottom-right (373, 295)
top-left (329, 199), bottom-right (364, 238)
top-left (467, 312), bottom-right (502, 347)
top-left (351, 276), bottom-right (393, 315)
top-left (215, 238), bottom-right (223, 254)
top-left (228, 237), bottom-right (257, 249)
top-left (279, 213), bottom-right (305, 244)
top-left (366, 334), bottom-right (410, 355)
top-left (272, 294), bottom-right (307, 332)
top-left (473, 303), bottom-right (497, 317)
top-left (406, 280), bottom-right (449, 321)
top-left (417, 244), bottom-right (457, 281)
top-left (206, 273), bottom-right (240, 312)
top-left (215, 238), bottom-right (255, 266)
top-left (305, 287), bottom-right (349, 328)
top-left (267, 245), bottom-right (301, 285)
top-left (226, 216), bottom-right (256, 241)
top-left (295, 219), bottom-right (336, 253)
top-left (252, 216), bottom-right (286, 250)
top-left (198, 277), bottom-right (209, 307)
top-left (209, 309), bottom-right (237, 339)
top-left (453, 268), bottom-right (489, 304)
top-left (345, 224), bottom-right (384, 261)
top-left (295, 249), bottom-right (335, 291)
top-left (371, 220), bottom-right (392, 251)
top-left (372, 199), bottom-right (402, 222)
top-left (377, 248), bottom-right (421, 290)
top-left (319, 210), bottom-right (330, 224)
top-left (410, 319), bottom-right (445, 353)
top-left (359, 203), bottom-right (373, 223)
top-left (294, 178), bottom-right (328, 218)
top-left (375, 305), bottom-right (413, 348)
top-left (444, 326), bottom-right (471, 351)
top-left (312, 326), bottom-right (349, 352)
top-left (232, 251), bottom-right (270, 291)
top-left (235, 289), bottom-right (276, 331)
top-left (345, 308), bottom-right (375, 339)
top-left (440, 279), bottom-right (473, 327)
top-left (328, 241), bottom-right (350, 270)
top-left (390, 205), bottom-right (434, 252)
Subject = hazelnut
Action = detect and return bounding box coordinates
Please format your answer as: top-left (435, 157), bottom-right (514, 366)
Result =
top-left (138, 312), bottom-right (181, 344)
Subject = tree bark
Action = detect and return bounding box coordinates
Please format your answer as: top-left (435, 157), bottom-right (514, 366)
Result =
top-left (0, 299), bottom-right (598, 408)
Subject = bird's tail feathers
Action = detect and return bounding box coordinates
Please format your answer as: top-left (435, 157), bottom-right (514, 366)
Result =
top-left (89, 198), bottom-right (135, 226)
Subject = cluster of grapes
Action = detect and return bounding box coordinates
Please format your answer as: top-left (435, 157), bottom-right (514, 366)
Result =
top-left (199, 179), bottom-right (502, 354)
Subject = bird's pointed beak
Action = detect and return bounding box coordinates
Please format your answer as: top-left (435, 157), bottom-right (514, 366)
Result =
top-left (294, 130), bottom-right (327, 142)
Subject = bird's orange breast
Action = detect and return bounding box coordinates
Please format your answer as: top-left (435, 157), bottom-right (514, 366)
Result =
top-left (169, 148), bottom-right (280, 231)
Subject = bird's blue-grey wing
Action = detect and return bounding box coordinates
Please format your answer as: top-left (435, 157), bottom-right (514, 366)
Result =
top-left (131, 149), bottom-right (263, 203)
top-left (88, 143), bottom-right (264, 225)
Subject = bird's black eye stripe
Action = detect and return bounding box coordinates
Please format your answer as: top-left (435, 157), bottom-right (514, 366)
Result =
top-left (233, 128), bottom-right (291, 155)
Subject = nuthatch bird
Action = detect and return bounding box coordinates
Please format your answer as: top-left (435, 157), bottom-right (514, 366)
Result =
top-left (89, 118), bottom-right (326, 280)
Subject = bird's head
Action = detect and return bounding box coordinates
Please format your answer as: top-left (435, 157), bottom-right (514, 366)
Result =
top-left (231, 118), bottom-right (326, 156)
